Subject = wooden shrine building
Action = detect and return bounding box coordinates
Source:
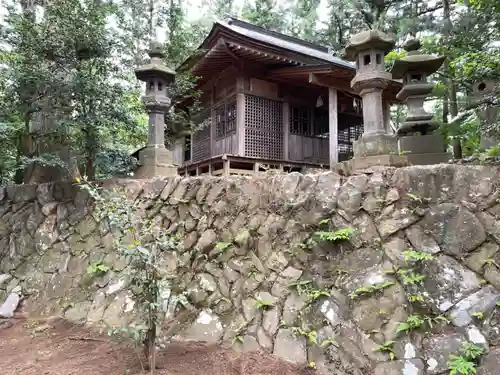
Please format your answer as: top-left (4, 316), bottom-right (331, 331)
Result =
top-left (174, 17), bottom-right (401, 176)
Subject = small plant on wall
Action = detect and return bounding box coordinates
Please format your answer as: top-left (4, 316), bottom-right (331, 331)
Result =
top-left (86, 260), bottom-right (110, 277)
top-left (78, 177), bottom-right (189, 374)
top-left (448, 342), bottom-right (484, 375)
top-left (315, 228), bottom-right (354, 242)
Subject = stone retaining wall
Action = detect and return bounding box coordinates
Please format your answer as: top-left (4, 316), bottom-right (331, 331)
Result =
top-left (1, 164), bottom-right (500, 375)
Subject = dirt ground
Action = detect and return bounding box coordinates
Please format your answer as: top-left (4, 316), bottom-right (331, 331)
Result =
top-left (0, 316), bottom-right (314, 375)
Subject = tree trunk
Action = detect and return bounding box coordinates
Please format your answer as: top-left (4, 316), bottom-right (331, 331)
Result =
top-left (443, 0), bottom-right (462, 159)
top-left (149, 0), bottom-right (154, 40)
top-left (449, 72), bottom-right (461, 158)
top-left (85, 146), bottom-right (96, 181)
top-left (442, 91), bottom-right (449, 125)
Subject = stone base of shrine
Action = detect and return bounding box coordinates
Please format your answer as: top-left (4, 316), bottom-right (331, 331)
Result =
top-left (353, 134), bottom-right (399, 157)
top-left (398, 134), bottom-right (451, 166)
top-left (134, 147), bottom-right (178, 178)
top-left (349, 154), bottom-right (409, 170)
top-left (332, 154), bottom-right (409, 175)
top-left (405, 153), bottom-right (451, 165)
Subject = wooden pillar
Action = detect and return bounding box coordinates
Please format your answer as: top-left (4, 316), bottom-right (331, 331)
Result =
top-left (223, 158), bottom-right (230, 176)
top-left (189, 138), bottom-right (193, 162)
top-left (210, 109), bottom-right (216, 157)
top-left (328, 87), bottom-right (338, 168)
top-left (283, 101), bottom-right (290, 160)
top-left (236, 93), bottom-right (246, 156)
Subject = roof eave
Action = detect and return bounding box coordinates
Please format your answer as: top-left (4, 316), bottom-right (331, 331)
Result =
top-left (178, 21), bottom-right (355, 73)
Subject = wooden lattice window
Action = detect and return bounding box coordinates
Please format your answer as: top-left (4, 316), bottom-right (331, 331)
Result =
top-left (338, 121), bottom-right (363, 157)
top-left (245, 95), bottom-right (283, 159)
top-left (192, 122), bottom-right (211, 162)
top-left (184, 135), bottom-right (192, 162)
top-left (215, 104), bottom-right (225, 138)
top-left (313, 108), bottom-right (328, 138)
top-left (290, 106), bottom-right (329, 137)
top-left (226, 101), bottom-right (236, 133)
top-left (215, 100), bottom-right (237, 139)
top-left (290, 106), bottom-right (311, 135)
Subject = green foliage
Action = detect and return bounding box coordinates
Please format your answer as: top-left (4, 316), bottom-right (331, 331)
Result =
top-left (385, 49), bottom-right (406, 71)
top-left (288, 280), bottom-right (330, 302)
top-left (460, 342), bottom-right (484, 360)
top-left (402, 250), bottom-right (435, 262)
top-left (308, 289), bottom-right (331, 301)
top-left (406, 193), bottom-right (429, 204)
top-left (471, 312), bottom-right (484, 320)
top-left (348, 281), bottom-right (395, 299)
top-left (447, 355), bottom-right (478, 375)
top-left (291, 327), bottom-right (336, 347)
top-left (408, 294), bottom-right (426, 303)
top-left (484, 145), bottom-right (500, 158)
top-left (315, 228), bottom-right (354, 242)
top-left (79, 177), bottom-right (188, 372)
top-left (215, 242), bottom-right (232, 251)
top-left (0, 0), bottom-right (204, 184)
top-left (423, 315), bottom-right (450, 329)
top-left (375, 341), bottom-right (396, 361)
top-left (241, 0), bottom-right (287, 32)
top-left (86, 260), bottom-right (110, 276)
top-left (289, 280), bottom-right (313, 294)
top-left (397, 269), bottom-right (426, 285)
top-left (254, 297), bottom-right (275, 310)
top-left (95, 149), bottom-right (140, 179)
top-left (232, 335), bottom-right (244, 345)
top-left (448, 342), bottom-right (485, 375)
top-left (396, 314), bottom-right (450, 334)
top-left (396, 315), bottom-right (424, 333)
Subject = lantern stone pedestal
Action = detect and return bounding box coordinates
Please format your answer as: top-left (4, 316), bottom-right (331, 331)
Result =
top-left (340, 30), bottom-right (408, 171)
top-left (134, 147), bottom-right (177, 179)
top-left (398, 134), bottom-right (450, 165)
top-left (350, 133), bottom-right (407, 170)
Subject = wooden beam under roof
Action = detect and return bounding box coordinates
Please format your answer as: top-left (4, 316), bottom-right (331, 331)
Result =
top-left (308, 72), bottom-right (358, 96)
top-left (227, 42), bottom-right (302, 65)
top-left (271, 65), bottom-right (338, 77)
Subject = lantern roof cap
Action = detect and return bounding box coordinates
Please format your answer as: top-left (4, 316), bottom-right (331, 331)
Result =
top-left (135, 40), bottom-right (176, 81)
top-left (344, 29), bottom-right (396, 61)
top-left (391, 39), bottom-right (445, 79)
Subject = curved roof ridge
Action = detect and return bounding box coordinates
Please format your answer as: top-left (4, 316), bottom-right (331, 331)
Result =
top-left (224, 16), bottom-right (330, 54)
top-left (216, 17), bottom-right (354, 69)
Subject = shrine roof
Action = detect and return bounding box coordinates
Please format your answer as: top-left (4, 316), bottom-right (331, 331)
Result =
top-left (180, 17), bottom-right (355, 73)
top-left (214, 17), bottom-right (354, 69)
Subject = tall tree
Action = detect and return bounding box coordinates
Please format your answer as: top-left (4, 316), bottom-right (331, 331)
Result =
top-left (211, 0), bottom-right (235, 18)
top-left (241, 0), bottom-right (286, 31)
top-left (0, 0), bottom-right (146, 181)
top-left (285, 0), bottom-right (321, 42)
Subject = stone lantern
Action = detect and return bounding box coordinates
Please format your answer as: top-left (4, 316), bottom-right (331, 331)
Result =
top-left (344, 30), bottom-right (408, 170)
top-left (471, 79), bottom-right (499, 151)
top-left (391, 39), bottom-right (450, 165)
top-left (134, 41), bottom-right (177, 178)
